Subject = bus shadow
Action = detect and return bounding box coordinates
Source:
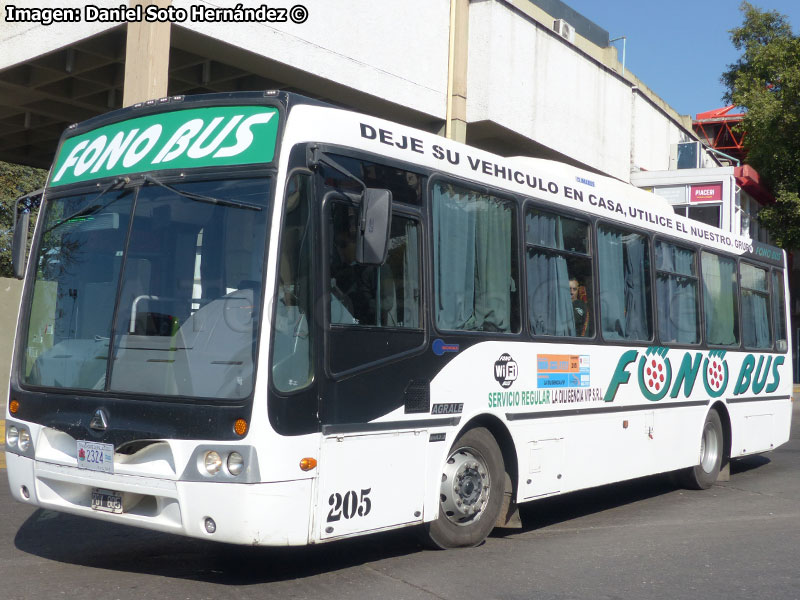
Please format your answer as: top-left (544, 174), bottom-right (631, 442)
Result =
top-left (730, 454), bottom-right (771, 475)
top-left (13, 509), bottom-right (425, 585)
top-left (495, 473), bottom-right (678, 536)
top-left (14, 466), bottom-right (757, 584)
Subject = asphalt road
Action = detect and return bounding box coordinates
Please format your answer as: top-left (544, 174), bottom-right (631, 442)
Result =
top-left (1, 402), bottom-right (799, 600)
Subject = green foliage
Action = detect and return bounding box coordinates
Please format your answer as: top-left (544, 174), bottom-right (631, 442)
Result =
top-left (757, 190), bottom-right (800, 249)
top-left (0, 161), bottom-right (47, 278)
top-left (722, 2), bottom-right (800, 248)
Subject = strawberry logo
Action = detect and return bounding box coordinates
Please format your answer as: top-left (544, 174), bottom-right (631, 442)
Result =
top-left (637, 347), bottom-right (672, 401)
top-left (702, 350), bottom-right (728, 397)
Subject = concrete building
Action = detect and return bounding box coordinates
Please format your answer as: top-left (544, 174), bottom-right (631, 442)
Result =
top-left (2, 0), bottom-right (717, 181)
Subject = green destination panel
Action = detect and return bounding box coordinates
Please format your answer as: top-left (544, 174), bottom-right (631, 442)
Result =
top-left (50, 105), bottom-right (279, 187)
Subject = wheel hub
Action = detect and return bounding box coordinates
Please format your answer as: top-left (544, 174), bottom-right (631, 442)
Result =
top-left (700, 421), bottom-right (719, 473)
top-left (440, 448), bottom-right (490, 526)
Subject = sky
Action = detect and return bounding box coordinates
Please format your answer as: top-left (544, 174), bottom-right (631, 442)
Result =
top-left (560, 0), bottom-right (800, 118)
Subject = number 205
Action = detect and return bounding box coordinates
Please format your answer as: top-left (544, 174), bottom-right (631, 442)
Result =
top-left (327, 488), bottom-right (371, 522)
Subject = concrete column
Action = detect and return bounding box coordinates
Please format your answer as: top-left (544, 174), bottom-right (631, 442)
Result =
top-left (122, 0), bottom-right (172, 107)
top-left (446, 0), bottom-right (469, 143)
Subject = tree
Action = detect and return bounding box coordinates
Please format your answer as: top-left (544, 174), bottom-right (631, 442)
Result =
top-left (0, 161), bottom-right (47, 278)
top-left (722, 2), bottom-right (800, 248)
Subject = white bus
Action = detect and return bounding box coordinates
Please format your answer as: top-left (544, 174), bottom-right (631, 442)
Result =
top-left (5, 91), bottom-right (792, 549)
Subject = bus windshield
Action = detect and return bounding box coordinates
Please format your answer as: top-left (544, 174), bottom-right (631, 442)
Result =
top-left (21, 176), bottom-right (271, 401)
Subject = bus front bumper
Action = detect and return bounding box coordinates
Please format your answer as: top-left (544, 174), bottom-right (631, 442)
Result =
top-left (6, 453), bottom-right (314, 546)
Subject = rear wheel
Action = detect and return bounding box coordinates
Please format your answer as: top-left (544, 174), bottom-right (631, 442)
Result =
top-left (677, 409), bottom-right (723, 490)
top-left (423, 427), bottom-right (505, 549)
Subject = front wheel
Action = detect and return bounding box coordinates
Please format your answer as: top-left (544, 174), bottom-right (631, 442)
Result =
top-left (676, 409), bottom-right (723, 490)
top-left (422, 427), bottom-right (505, 549)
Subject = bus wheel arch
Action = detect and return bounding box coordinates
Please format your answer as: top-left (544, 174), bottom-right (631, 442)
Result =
top-left (423, 416), bottom-right (519, 549)
top-left (459, 414), bottom-right (519, 502)
top-left (675, 403), bottom-right (730, 490)
top-left (712, 401), bottom-right (732, 478)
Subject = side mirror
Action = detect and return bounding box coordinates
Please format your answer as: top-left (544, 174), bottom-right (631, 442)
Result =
top-left (12, 210), bottom-right (30, 280)
top-left (356, 188), bottom-right (392, 265)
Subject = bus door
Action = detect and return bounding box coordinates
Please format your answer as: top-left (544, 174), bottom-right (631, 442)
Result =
top-left (314, 156), bottom-right (432, 539)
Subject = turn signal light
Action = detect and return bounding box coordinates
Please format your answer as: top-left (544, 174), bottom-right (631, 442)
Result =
top-left (233, 419), bottom-right (248, 436)
top-left (299, 457), bottom-right (317, 471)
top-left (9, 399), bottom-right (19, 414)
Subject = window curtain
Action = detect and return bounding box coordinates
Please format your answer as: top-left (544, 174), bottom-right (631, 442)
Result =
top-left (526, 212), bottom-right (574, 336)
top-left (624, 234), bottom-right (649, 340)
top-left (598, 228), bottom-right (649, 340)
top-left (433, 184), bottom-right (512, 332)
top-left (740, 265), bottom-right (770, 348)
top-left (701, 253), bottom-right (737, 345)
top-left (656, 244), bottom-right (698, 344)
top-left (742, 292), bottom-right (770, 348)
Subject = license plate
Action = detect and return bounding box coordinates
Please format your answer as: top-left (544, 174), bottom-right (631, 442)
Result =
top-left (77, 441), bottom-right (114, 474)
top-left (91, 488), bottom-right (123, 514)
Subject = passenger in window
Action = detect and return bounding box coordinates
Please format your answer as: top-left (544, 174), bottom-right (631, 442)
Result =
top-left (570, 277), bottom-right (589, 336)
top-left (403, 172), bottom-right (423, 203)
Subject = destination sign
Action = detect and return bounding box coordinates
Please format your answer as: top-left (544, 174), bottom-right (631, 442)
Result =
top-left (50, 105), bottom-right (279, 187)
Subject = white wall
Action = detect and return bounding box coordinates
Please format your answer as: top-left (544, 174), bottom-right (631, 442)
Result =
top-left (630, 93), bottom-right (720, 172)
top-left (0, 0), bottom-right (122, 70)
top-left (466, 0), bottom-right (632, 180)
top-left (172, 0), bottom-right (452, 119)
top-left (1, 0), bottom-right (714, 186)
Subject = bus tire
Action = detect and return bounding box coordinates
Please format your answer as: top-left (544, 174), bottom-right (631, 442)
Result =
top-left (677, 409), bottom-right (723, 490)
top-left (423, 427), bottom-right (505, 549)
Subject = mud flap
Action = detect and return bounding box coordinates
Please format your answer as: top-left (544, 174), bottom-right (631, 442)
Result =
top-left (495, 472), bottom-right (522, 529)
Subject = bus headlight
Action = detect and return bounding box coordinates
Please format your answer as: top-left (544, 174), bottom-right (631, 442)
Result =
top-left (18, 429), bottom-right (31, 452)
top-left (6, 426), bottom-right (19, 448)
top-left (204, 451), bottom-right (223, 475)
top-left (227, 452), bottom-right (244, 476)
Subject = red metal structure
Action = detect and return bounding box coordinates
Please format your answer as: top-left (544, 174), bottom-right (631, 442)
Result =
top-left (693, 105), bottom-right (747, 164)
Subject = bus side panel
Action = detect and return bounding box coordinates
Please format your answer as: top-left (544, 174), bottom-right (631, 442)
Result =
top-left (509, 407), bottom-right (705, 502)
top-left (314, 431), bottom-right (426, 541)
top-left (729, 398), bottom-right (793, 457)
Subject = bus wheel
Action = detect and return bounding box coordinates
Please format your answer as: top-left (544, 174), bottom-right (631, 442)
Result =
top-left (423, 427), bottom-right (505, 549)
top-left (678, 409), bottom-right (723, 490)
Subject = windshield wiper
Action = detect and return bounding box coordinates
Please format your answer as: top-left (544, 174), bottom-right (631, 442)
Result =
top-left (44, 177), bottom-right (128, 234)
top-left (143, 175), bottom-right (263, 212)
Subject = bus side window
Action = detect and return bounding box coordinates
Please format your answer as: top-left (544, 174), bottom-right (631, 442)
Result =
top-left (655, 241), bottom-right (699, 344)
top-left (328, 202), bottom-right (421, 329)
top-left (597, 225), bottom-right (652, 341)
top-left (525, 207), bottom-right (593, 338)
top-left (772, 270), bottom-right (788, 351)
top-left (432, 182), bottom-right (519, 333)
top-left (740, 262), bottom-right (772, 349)
top-left (701, 251), bottom-right (739, 346)
top-left (271, 173), bottom-right (314, 393)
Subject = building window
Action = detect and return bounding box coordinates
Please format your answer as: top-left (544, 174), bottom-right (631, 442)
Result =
top-left (673, 204), bottom-right (721, 228)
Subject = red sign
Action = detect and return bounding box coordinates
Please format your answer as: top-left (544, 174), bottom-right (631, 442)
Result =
top-left (690, 183), bottom-right (722, 202)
